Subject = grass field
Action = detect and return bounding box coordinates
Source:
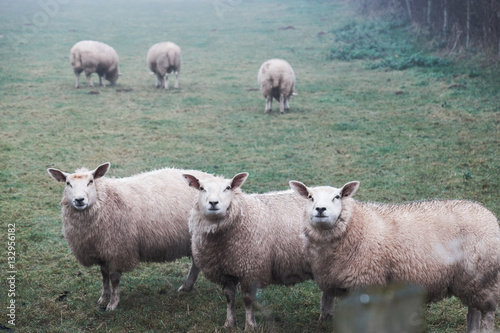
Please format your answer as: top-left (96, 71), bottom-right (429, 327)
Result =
top-left (1, 0), bottom-right (499, 331)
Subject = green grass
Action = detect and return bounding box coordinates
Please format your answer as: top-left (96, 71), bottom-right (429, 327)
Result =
top-left (1, 0), bottom-right (499, 331)
top-left (328, 20), bottom-right (452, 70)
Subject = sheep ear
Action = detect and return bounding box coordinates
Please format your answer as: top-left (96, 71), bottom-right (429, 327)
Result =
top-left (341, 181), bottom-right (359, 198)
top-left (289, 181), bottom-right (310, 199)
top-left (92, 162), bottom-right (110, 179)
top-left (230, 172), bottom-right (248, 189)
top-left (183, 174), bottom-right (201, 190)
top-left (47, 168), bottom-right (69, 182)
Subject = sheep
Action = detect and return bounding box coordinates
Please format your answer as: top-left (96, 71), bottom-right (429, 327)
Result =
top-left (47, 162), bottom-right (213, 311)
top-left (183, 172), bottom-right (313, 331)
top-left (257, 58), bottom-right (295, 114)
top-left (147, 42), bottom-right (181, 90)
top-left (289, 180), bottom-right (500, 332)
top-left (70, 40), bottom-right (120, 88)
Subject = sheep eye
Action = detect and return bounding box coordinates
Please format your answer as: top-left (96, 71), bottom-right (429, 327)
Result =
top-left (225, 186), bottom-right (231, 191)
top-left (308, 195), bottom-right (314, 202)
top-left (66, 181), bottom-right (72, 188)
top-left (333, 195), bottom-right (341, 201)
top-left (199, 186), bottom-right (205, 192)
top-left (88, 180), bottom-right (94, 186)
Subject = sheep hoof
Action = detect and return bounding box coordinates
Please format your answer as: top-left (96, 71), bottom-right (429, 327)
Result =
top-left (319, 313), bottom-right (333, 321)
top-left (177, 284), bottom-right (194, 293)
top-left (244, 322), bottom-right (257, 331)
top-left (106, 302), bottom-right (118, 311)
top-left (97, 296), bottom-right (109, 305)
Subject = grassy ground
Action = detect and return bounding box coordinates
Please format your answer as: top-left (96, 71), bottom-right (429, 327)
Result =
top-left (1, 0), bottom-right (499, 331)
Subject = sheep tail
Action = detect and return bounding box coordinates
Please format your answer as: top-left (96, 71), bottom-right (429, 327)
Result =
top-left (71, 50), bottom-right (82, 69)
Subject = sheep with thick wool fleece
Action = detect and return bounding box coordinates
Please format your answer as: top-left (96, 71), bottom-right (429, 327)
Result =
top-left (183, 172), bottom-right (313, 331)
top-left (70, 40), bottom-right (120, 88)
top-left (257, 58), bottom-right (295, 114)
top-left (147, 42), bottom-right (181, 90)
top-left (289, 179), bottom-right (500, 332)
top-left (47, 162), bottom-right (212, 311)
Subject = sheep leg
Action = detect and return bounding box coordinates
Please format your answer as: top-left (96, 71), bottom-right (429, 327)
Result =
top-left (284, 97), bottom-right (290, 112)
top-left (242, 283), bottom-right (258, 331)
top-left (265, 96), bottom-right (272, 114)
top-left (177, 261), bottom-right (200, 292)
top-left (106, 271), bottom-right (122, 311)
top-left (174, 71), bottom-right (179, 89)
top-left (223, 282), bottom-right (237, 328)
top-left (85, 73), bottom-right (94, 88)
top-left (155, 74), bottom-right (163, 88)
top-left (74, 72), bottom-right (80, 88)
top-left (97, 266), bottom-right (111, 306)
top-left (99, 74), bottom-right (106, 88)
top-left (319, 291), bottom-right (335, 320)
top-left (279, 93), bottom-right (285, 114)
top-left (466, 307), bottom-right (481, 332)
top-left (480, 309), bottom-right (495, 332)
top-left (164, 74), bottom-right (170, 90)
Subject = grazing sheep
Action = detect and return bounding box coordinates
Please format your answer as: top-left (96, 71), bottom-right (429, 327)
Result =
top-left (147, 42), bottom-right (181, 90)
top-left (47, 162), bottom-right (212, 310)
top-left (257, 58), bottom-right (295, 114)
top-left (183, 172), bottom-right (312, 331)
top-left (289, 180), bottom-right (500, 332)
top-left (70, 40), bottom-right (120, 88)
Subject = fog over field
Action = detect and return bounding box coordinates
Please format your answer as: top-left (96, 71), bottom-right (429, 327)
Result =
top-left (1, 0), bottom-right (499, 332)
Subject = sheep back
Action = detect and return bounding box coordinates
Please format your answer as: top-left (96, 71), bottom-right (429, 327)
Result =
top-left (61, 167), bottom-right (209, 273)
top-left (147, 42), bottom-right (181, 77)
top-left (305, 198), bottom-right (500, 306)
top-left (70, 40), bottom-right (120, 84)
top-left (257, 59), bottom-right (295, 101)
top-left (190, 190), bottom-right (312, 288)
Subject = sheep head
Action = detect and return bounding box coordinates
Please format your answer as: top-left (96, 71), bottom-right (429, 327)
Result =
top-left (183, 172), bottom-right (248, 221)
top-left (108, 66), bottom-right (120, 85)
top-left (48, 162), bottom-right (110, 211)
top-left (289, 180), bottom-right (359, 230)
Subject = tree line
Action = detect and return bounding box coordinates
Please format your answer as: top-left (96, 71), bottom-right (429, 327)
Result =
top-left (353, 0), bottom-right (500, 58)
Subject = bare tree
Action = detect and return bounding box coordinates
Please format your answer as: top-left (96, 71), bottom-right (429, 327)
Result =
top-left (404, 0), bottom-right (413, 21)
top-left (466, 0), bottom-right (470, 49)
top-left (443, 0), bottom-right (448, 33)
top-left (349, 0), bottom-right (500, 58)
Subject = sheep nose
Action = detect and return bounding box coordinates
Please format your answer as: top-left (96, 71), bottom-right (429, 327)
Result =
top-left (209, 201), bottom-right (219, 208)
top-left (316, 207), bottom-right (326, 214)
top-left (74, 198), bottom-right (85, 206)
